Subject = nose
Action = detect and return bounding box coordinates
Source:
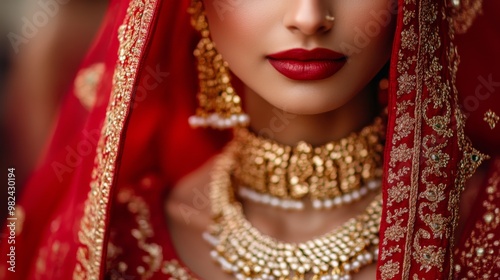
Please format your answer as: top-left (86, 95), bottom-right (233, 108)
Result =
top-left (283, 0), bottom-right (334, 36)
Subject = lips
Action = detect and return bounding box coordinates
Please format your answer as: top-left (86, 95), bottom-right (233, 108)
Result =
top-left (267, 48), bottom-right (347, 81)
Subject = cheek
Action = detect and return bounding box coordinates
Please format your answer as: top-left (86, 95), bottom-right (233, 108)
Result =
top-left (336, 0), bottom-right (395, 80)
top-left (338, 0), bottom-right (396, 55)
top-left (203, 1), bottom-right (272, 53)
top-left (203, 1), bottom-right (275, 85)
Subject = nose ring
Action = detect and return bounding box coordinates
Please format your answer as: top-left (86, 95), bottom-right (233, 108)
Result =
top-left (325, 15), bottom-right (335, 22)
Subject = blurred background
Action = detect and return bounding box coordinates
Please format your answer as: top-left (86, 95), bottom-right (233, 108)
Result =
top-left (1, 0), bottom-right (108, 220)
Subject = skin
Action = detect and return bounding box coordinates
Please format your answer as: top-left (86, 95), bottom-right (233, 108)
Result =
top-left (166, 0), bottom-right (397, 279)
top-left (205, 0), bottom-right (396, 144)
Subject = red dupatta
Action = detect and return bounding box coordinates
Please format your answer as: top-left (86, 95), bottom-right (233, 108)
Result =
top-left (1, 0), bottom-right (498, 279)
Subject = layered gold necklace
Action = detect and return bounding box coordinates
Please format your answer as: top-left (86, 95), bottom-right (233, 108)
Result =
top-left (204, 119), bottom-right (385, 279)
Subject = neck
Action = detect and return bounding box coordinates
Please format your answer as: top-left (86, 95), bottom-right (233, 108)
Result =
top-left (244, 81), bottom-right (380, 146)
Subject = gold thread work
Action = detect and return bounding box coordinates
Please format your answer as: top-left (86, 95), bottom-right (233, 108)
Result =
top-left (74, 1), bottom-right (159, 279)
top-left (483, 110), bottom-right (499, 130)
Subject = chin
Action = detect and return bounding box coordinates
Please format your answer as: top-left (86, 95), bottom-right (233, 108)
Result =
top-left (271, 80), bottom-right (359, 113)
top-left (270, 98), bottom-right (346, 116)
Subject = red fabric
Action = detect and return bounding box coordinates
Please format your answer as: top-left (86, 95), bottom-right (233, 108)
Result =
top-left (0, 1), bottom-right (126, 279)
top-left (456, 0), bottom-right (500, 156)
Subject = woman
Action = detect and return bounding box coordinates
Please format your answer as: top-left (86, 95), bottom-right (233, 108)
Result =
top-left (1, 0), bottom-right (499, 279)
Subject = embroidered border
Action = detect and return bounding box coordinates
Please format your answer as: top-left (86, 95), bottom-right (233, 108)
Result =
top-left (73, 1), bottom-right (159, 279)
top-left (106, 188), bottom-right (198, 279)
top-left (379, 0), bottom-right (486, 279)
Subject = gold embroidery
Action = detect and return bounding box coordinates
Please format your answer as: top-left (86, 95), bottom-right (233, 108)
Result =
top-left (380, 0), bottom-right (487, 278)
top-left (457, 159), bottom-right (500, 279)
top-left (106, 187), bottom-right (197, 279)
top-left (420, 213), bottom-right (449, 239)
top-left (74, 1), bottom-right (159, 279)
top-left (447, 2), bottom-right (489, 278)
top-left (34, 239), bottom-right (71, 278)
top-left (412, 230), bottom-right (446, 273)
top-left (162, 260), bottom-right (198, 280)
top-left (397, 73), bottom-right (416, 95)
top-left (74, 63), bottom-right (105, 110)
top-left (106, 242), bottom-right (122, 267)
top-left (451, 0), bottom-right (483, 34)
top-left (386, 166), bottom-right (410, 184)
top-left (381, 246), bottom-right (402, 261)
top-left (126, 191), bottom-right (163, 278)
top-left (400, 26), bottom-right (418, 51)
top-left (384, 220), bottom-right (406, 243)
top-left (484, 109), bottom-right (499, 129)
top-left (388, 143), bottom-right (413, 167)
top-left (379, 260), bottom-right (400, 279)
top-left (387, 182), bottom-right (410, 206)
top-left (392, 112), bottom-right (416, 143)
top-left (422, 135), bottom-right (450, 177)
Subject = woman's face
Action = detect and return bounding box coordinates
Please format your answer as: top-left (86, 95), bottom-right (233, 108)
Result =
top-left (204, 0), bottom-right (396, 115)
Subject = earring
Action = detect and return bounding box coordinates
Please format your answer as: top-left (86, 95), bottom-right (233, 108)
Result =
top-left (188, 0), bottom-right (250, 129)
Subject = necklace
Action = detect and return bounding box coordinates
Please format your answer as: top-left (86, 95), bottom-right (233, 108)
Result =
top-left (232, 116), bottom-right (385, 210)
top-left (204, 143), bottom-right (382, 280)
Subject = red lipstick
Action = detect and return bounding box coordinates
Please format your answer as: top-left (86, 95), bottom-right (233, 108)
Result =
top-left (267, 48), bottom-right (347, 80)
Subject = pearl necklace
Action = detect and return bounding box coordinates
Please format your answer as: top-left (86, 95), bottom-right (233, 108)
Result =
top-left (204, 143), bottom-right (382, 280)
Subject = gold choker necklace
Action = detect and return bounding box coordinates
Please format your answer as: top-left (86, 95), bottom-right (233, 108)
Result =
top-left (232, 116), bottom-right (385, 210)
top-left (204, 143), bottom-right (381, 280)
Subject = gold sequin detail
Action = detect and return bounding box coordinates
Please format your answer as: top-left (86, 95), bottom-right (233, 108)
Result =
top-left (483, 110), bottom-right (499, 129)
top-left (74, 63), bottom-right (105, 110)
top-left (162, 260), bottom-right (198, 280)
top-left (106, 187), bottom-right (197, 280)
top-left (74, 1), bottom-right (159, 279)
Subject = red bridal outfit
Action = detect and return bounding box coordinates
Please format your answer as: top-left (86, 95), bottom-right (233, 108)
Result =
top-left (1, 0), bottom-right (499, 279)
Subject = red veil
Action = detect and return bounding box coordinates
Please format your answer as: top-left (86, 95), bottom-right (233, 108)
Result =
top-left (1, 0), bottom-right (499, 279)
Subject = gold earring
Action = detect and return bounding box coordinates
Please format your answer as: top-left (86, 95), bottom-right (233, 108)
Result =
top-left (188, 0), bottom-right (250, 129)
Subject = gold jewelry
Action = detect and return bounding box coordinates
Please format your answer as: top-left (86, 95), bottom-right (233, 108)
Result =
top-left (188, 0), bottom-right (250, 129)
top-left (204, 143), bottom-right (381, 279)
top-left (233, 116), bottom-right (385, 210)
